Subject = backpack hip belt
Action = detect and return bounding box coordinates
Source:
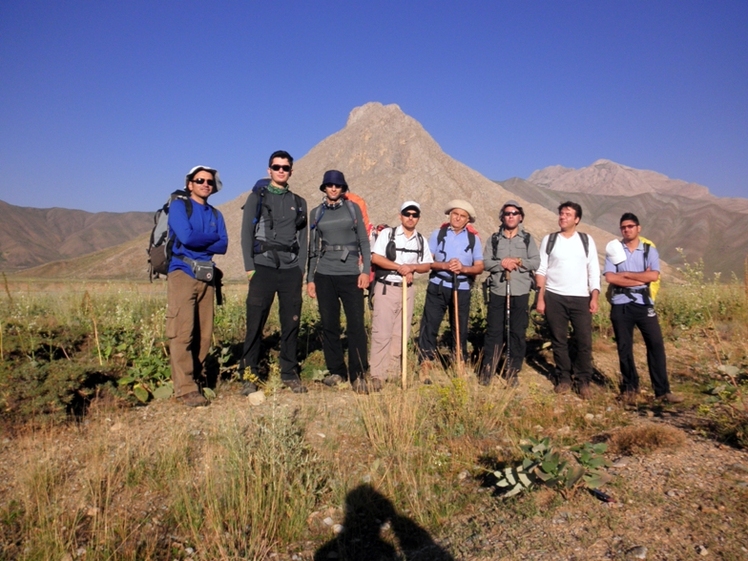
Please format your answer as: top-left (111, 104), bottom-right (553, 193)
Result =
top-left (253, 239), bottom-right (300, 269)
top-left (320, 241), bottom-right (359, 262)
top-left (430, 270), bottom-right (471, 285)
top-left (611, 285), bottom-right (652, 305)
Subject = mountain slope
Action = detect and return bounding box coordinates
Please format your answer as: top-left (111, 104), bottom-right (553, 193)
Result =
top-left (502, 172), bottom-right (748, 278)
top-left (0, 200), bottom-right (152, 272)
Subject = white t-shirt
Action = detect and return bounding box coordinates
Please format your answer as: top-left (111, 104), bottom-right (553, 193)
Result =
top-left (537, 232), bottom-right (601, 297)
top-left (372, 226), bottom-right (434, 283)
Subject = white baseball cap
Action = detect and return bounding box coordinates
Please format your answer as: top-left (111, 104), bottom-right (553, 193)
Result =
top-left (606, 239), bottom-right (627, 265)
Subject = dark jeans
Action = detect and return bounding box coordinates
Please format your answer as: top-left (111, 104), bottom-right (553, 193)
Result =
top-left (418, 282), bottom-right (471, 363)
top-left (240, 265), bottom-right (303, 381)
top-left (611, 303), bottom-right (670, 396)
top-left (480, 292), bottom-right (530, 379)
top-left (544, 291), bottom-right (593, 385)
top-left (314, 272), bottom-right (368, 381)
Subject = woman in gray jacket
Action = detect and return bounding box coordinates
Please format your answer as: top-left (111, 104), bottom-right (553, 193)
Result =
top-left (307, 170), bottom-right (371, 393)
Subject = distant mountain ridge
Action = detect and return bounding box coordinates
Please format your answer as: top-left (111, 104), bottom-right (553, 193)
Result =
top-left (8, 103), bottom-right (746, 280)
top-left (0, 200), bottom-right (152, 273)
top-left (529, 159), bottom-right (748, 213)
top-left (499, 177), bottom-right (748, 279)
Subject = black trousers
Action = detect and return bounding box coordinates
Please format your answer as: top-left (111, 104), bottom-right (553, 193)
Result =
top-left (480, 292), bottom-right (530, 378)
top-left (240, 265), bottom-right (303, 381)
top-left (314, 272), bottom-right (368, 381)
top-left (418, 282), bottom-right (471, 363)
top-left (611, 303), bottom-right (670, 397)
top-left (544, 291), bottom-right (593, 385)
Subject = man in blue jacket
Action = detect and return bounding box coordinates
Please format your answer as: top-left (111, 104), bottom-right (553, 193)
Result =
top-left (167, 165), bottom-right (228, 407)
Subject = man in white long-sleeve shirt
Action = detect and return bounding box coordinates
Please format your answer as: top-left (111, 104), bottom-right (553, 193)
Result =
top-left (536, 201), bottom-right (600, 399)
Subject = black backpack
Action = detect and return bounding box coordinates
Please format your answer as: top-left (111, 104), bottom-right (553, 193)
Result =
top-left (147, 190), bottom-right (217, 281)
top-left (545, 231), bottom-right (589, 257)
top-left (242, 179), bottom-right (306, 262)
top-left (373, 227), bottom-right (425, 282)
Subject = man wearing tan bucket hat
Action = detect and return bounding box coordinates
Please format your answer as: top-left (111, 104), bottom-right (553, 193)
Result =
top-left (417, 200), bottom-right (484, 381)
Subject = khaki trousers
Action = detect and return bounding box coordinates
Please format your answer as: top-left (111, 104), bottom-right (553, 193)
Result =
top-left (369, 281), bottom-right (415, 381)
top-left (166, 270), bottom-right (214, 398)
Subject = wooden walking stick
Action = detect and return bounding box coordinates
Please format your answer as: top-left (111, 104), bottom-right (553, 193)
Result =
top-left (401, 278), bottom-right (408, 389)
top-left (453, 272), bottom-right (462, 372)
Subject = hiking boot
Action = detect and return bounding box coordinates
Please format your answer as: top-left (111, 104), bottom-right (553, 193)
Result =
top-left (419, 360), bottom-right (434, 385)
top-left (554, 382), bottom-right (572, 395)
top-left (241, 381), bottom-right (258, 396)
top-left (177, 391), bottom-right (208, 408)
top-left (351, 378), bottom-right (369, 394)
top-left (503, 369), bottom-right (520, 388)
top-left (323, 374), bottom-right (345, 387)
top-left (478, 374), bottom-right (492, 386)
top-left (283, 379), bottom-right (308, 394)
top-left (618, 391), bottom-right (639, 406)
top-left (503, 376), bottom-right (519, 389)
top-left (578, 383), bottom-right (593, 400)
top-left (655, 392), bottom-right (684, 404)
top-left (370, 379), bottom-right (384, 392)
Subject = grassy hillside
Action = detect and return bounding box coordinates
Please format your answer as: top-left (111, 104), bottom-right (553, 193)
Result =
top-left (0, 273), bottom-right (746, 559)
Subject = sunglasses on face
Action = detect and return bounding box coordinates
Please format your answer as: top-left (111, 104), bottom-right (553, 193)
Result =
top-left (620, 224), bottom-right (637, 230)
top-left (324, 183), bottom-right (343, 189)
top-left (270, 165), bottom-right (292, 172)
top-left (401, 211), bottom-right (420, 218)
top-left (191, 178), bottom-right (216, 187)
top-left (503, 211), bottom-right (521, 217)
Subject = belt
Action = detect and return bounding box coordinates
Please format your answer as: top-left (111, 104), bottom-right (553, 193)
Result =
top-left (379, 279), bottom-right (412, 287)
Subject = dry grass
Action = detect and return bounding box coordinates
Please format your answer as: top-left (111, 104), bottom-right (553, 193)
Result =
top-left (609, 422), bottom-right (687, 455)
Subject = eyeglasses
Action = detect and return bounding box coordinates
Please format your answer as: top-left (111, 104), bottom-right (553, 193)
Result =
top-left (503, 211), bottom-right (521, 217)
top-left (401, 212), bottom-right (420, 218)
top-left (191, 178), bottom-right (216, 187)
top-left (324, 183), bottom-right (343, 189)
top-left (270, 165), bottom-right (292, 172)
top-left (620, 224), bottom-right (637, 230)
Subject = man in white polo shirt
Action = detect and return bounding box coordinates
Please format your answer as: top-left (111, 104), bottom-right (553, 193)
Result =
top-left (369, 201), bottom-right (433, 391)
top-left (536, 201), bottom-right (600, 399)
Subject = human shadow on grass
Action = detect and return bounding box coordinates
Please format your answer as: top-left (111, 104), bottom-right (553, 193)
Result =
top-left (314, 484), bottom-right (454, 561)
top-left (525, 335), bottom-right (608, 390)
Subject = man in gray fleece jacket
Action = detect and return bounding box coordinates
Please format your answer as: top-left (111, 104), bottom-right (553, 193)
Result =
top-left (307, 170), bottom-right (371, 393)
top-left (239, 150), bottom-right (309, 394)
top-left (479, 200), bottom-right (540, 386)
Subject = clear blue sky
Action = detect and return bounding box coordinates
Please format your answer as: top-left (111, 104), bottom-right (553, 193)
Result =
top-left (1, 0), bottom-right (746, 212)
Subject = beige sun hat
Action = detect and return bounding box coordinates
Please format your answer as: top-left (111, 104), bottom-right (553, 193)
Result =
top-left (444, 199), bottom-right (476, 223)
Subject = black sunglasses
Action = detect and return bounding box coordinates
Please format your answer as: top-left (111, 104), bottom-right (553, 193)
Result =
top-left (401, 211), bottom-right (420, 218)
top-left (270, 164), bottom-right (292, 172)
top-left (191, 178), bottom-right (216, 187)
top-left (324, 183), bottom-right (344, 189)
top-left (503, 211), bottom-right (521, 217)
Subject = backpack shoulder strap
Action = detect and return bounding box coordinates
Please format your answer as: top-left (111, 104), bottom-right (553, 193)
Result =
top-left (522, 231), bottom-right (531, 251)
top-left (253, 186), bottom-right (267, 226)
top-left (344, 200), bottom-right (359, 233)
top-left (436, 224), bottom-right (448, 248)
top-left (579, 232), bottom-right (589, 257)
top-left (310, 204), bottom-right (325, 231)
top-left (545, 232), bottom-right (559, 255)
top-left (643, 242), bottom-right (650, 268)
top-left (491, 231), bottom-right (501, 260)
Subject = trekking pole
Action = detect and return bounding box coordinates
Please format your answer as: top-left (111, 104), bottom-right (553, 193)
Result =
top-left (504, 270), bottom-right (511, 378)
top-left (453, 272), bottom-right (462, 373)
top-left (401, 279), bottom-right (408, 389)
